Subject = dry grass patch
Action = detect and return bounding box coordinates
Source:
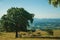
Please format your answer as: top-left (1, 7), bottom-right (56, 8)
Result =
top-left (53, 30), bottom-right (60, 37)
top-left (0, 32), bottom-right (59, 40)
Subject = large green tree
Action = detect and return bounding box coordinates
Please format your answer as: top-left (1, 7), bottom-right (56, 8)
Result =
top-left (49, 0), bottom-right (60, 7)
top-left (1, 7), bottom-right (34, 38)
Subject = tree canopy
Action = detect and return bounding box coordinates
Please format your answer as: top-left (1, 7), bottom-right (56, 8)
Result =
top-left (1, 7), bottom-right (34, 38)
top-left (49, 0), bottom-right (60, 7)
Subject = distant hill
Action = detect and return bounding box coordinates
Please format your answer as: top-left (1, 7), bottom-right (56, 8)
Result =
top-left (33, 18), bottom-right (60, 23)
top-left (28, 18), bottom-right (60, 30)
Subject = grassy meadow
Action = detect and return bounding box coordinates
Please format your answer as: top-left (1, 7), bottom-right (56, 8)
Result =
top-left (0, 30), bottom-right (60, 40)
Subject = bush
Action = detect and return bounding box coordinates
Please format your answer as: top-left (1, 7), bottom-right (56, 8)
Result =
top-left (46, 29), bottom-right (53, 35)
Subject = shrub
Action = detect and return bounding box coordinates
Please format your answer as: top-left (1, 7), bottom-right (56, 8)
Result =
top-left (46, 29), bottom-right (53, 35)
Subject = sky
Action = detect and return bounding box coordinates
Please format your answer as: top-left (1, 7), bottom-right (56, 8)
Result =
top-left (0, 0), bottom-right (60, 19)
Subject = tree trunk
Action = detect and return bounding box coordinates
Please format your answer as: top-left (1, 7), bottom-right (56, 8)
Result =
top-left (15, 30), bottom-right (18, 38)
top-left (15, 26), bottom-right (18, 38)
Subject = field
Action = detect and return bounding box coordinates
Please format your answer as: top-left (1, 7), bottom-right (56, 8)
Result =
top-left (0, 30), bottom-right (60, 40)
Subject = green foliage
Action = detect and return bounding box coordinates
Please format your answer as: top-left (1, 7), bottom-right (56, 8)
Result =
top-left (0, 7), bottom-right (34, 32)
top-left (0, 7), bottom-right (34, 38)
top-left (0, 20), bottom-right (4, 32)
top-left (49, 0), bottom-right (60, 7)
top-left (45, 29), bottom-right (53, 35)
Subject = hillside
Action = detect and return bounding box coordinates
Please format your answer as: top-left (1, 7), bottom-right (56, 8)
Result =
top-left (28, 18), bottom-right (60, 30)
